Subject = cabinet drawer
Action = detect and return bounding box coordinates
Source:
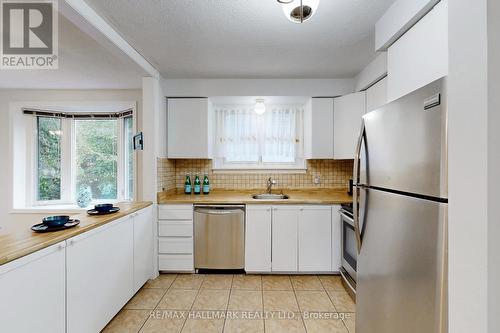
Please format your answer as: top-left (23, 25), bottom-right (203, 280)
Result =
top-left (159, 205), bottom-right (193, 220)
top-left (158, 221), bottom-right (193, 237)
top-left (159, 254), bottom-right (193, 271)
top-left (159, 237), bottom-right (193, 254)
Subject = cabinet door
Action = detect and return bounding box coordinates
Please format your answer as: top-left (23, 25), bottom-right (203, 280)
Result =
top-left (167, 98), bottom-right (210, 158)
top-left (67, 217), bottom-right (134, 333)
top-left (366, 77), bottom-right (388, 113)
top-left (334, 92), bottom-right (366, 159)
top-left (331, 205), bottom-right (342, 272)
top-left (272, 206), bottom-right (300, 272)
top-left (133, 206), bottom-right (154, 292)
top-left (308, 98), bottom-right (334, 158)
top-left (0, 242), bottom-right (66, 333)
top-left (298, 206), bottom-right (332, 272)
top-left (245, 205), bottom-right (272, 272)
top-left (387, 0), bottom-right (447, 102)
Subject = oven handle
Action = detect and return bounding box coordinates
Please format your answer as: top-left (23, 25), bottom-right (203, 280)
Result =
top-left (353, 119), bottom-right (365, 254)
top-left (338, 210), bottom-right (354, 225)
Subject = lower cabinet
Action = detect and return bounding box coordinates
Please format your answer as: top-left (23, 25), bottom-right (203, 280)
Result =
top-left (272, 206), bottom-right (300, 272)
top-left (133, 206), bottom-right (154, 293)
top-left (298, 206), bottom-right (332, 272)
top-left (66, 216), bottom-right (134, 333)
top-left (0, 242), bottom-right (66, 333)
top-left (245, 205), bottom-right (272, 272)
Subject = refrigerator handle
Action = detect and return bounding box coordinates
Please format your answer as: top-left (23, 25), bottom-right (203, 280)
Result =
top-left (353, 119), bottom-right (365, 253)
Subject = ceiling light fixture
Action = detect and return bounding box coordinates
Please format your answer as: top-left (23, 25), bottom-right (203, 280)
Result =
top-left (277, 0), bottom-right (320, 23)
top-left (254, 98), bottom-right (266, 115)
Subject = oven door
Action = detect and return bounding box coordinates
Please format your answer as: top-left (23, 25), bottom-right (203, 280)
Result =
top-left (340, 210), bottom-right (357, 281)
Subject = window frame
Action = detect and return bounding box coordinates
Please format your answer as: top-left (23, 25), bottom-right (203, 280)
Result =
top-left (30, 114), bottom-right (135, 207)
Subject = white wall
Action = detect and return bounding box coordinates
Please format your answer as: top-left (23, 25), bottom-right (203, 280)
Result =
top-left (448, 0), bottom-right (496, 332)
top-left (162, 79), bottom-right (355, 97)
top-left (0, 89), bottom-right (142, 228)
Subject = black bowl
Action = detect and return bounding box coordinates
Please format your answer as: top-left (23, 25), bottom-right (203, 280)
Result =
top-left (94, 203), bottom-right (114, 212)
top-left (42, 215), bottom-right (70, 228)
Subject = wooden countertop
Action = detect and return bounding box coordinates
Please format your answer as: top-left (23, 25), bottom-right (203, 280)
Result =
top-left (0, 201), bottom-right (153, 266)
top-left (158, 189), bottom-right (352, 205)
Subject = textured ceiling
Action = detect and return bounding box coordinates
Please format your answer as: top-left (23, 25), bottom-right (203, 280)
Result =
top-left (0, 13), bottom-right (147, 89)
top-left (84, 0), bottom-right (396, 79)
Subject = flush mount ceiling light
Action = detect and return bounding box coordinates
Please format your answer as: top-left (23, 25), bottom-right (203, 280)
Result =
top-left (254, 98), bottom-right (266, 115)
top-left (277, 0), bottom-right (320, 23)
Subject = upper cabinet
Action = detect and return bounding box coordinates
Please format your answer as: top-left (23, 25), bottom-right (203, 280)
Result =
top-left (304, 98), bottom-right (334, 159)
top-left (167, 98), bottom-right (213, 159)
top-left (366, 77), bottom-right (388, 113)
top-left (387, 0), bottom-right (448, 102)
top-left (333, 92), bottom-right (366, 159)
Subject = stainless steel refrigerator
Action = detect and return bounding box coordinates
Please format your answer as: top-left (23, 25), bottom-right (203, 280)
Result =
top-left (353, 78), bottom-right (448, 333)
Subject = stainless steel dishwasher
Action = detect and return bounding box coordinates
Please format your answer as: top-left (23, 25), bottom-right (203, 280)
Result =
top-left (194, 205), bottom-right (245, 270)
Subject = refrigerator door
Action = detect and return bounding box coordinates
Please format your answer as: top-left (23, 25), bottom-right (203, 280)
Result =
top-left (356, 188), bottom-right (447, 333)
top-left (357, 78), bottom-right (447, 199)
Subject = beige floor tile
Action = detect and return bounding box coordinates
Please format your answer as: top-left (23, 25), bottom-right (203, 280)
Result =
top-left (102, 309), bottom-right (149, 333)
top-left (201, 274), bottom-right (233, 290)
top-left (171, 274), bottom-right (205, 290)
top-left (157, 289), bottom-right (198, 310)
top-left (343, 313), bottom-right (356, 333)
top-left (303, 317), bottom-right (349, 333)
top-left (232, 275), bottom-right (262, 290)
top-left (143, 274), bottom-right (177, 289)
top-left (227, 290), bottom-right (263, 311)
top-left (295, 291), bottom-right (336, 312)
top-left (181, 318), bottom-right (224, 333)
top-left (262, 275), bottom-right (293, 291)
top-left (192, 289), bottom-right (230, 310)
top-left (263, 291), bottom-right (299, 312)
top-left (319, 275), bottom-right (344, 291)
top-left (139, 312), bottom-right (187, 333)
top-left (264, 313), bottom-right (305, 333)
top-left (125, 289), bottom-right (166, 310)
top-left (291, 275), bottom-right (324, 291)
top-left (224, 314), bottom-right (264, 333)
top-left (328, 290), bottom-right (356, 313)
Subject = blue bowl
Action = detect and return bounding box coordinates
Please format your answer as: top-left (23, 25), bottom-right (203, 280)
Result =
top-left (94, 204), bottom-right (114, 212)
top-left (43, 215), bottom-right (70, 228)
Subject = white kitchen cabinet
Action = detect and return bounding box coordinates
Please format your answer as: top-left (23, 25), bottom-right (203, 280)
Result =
top-left (305, 98), bottom-right (334, 159)
top-left (133, 206), bottom-right (154, 293)
top-left (366, 77), bottom-right (388, 113)
top-left (158, 204), bottom-right (194, 272)
top-left (66, 216), bottom-right (134, 333)
top-left (167, 98), bottom-right (212, 158)
top-left (245, 205), bottom-right (272, 272)
top-left (387, 0), bottom-right (448, 102)
top-left (272, 206), bottom-right (300, 272)
top-left (333, 92), bottom-right (366, 159)
top-left (298, 206), bottom-right (332, 272)
top-left (0, 242), bottom-right (66, 333)
top-left (331, 205), bottom-right (342, 272)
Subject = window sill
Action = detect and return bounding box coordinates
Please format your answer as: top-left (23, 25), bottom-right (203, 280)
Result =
top-left (212, 169), bottom-right (307, 174)
top-left (10, 201), bottom-right (124, 214)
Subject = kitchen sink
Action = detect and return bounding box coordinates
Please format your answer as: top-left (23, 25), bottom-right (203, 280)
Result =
top-left (252, 194), bottom-right (289, 200)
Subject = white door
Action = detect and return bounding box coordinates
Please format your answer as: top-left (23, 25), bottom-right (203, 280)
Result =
top-left (66, 217), bottom-right (134, 333)
top-left (133, 206), bottom-right (154, 292)
top-left (0, 242), bottom-right (66, 333)
top-left (245, 205), bottom-right (272, 272)
top-left (298, 206), bottom-right (332, 272)
top-left (334, 92), bottom-right (366, 159)
top-left (272, 206), bottom-right (300, 272)
top-left (331, 205), bottom-right (342, 273)
top-left (308, 98), bottom-right (334, 158)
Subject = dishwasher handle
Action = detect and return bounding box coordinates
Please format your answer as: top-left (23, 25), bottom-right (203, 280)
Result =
top-left (194, 206), bottom-right (245, 215)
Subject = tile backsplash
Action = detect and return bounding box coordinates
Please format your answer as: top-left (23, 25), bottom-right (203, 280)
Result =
top-left (157, 159), bottom-right (353, 192)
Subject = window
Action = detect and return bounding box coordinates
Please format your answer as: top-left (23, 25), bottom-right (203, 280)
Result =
top-left (32, 112), bottom-right (134, 206)
top-left (213, 104), bottom-right (304, 170)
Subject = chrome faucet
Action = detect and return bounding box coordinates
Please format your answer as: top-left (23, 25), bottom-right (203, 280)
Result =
top-left (266, 177), bottom-right (277, 194)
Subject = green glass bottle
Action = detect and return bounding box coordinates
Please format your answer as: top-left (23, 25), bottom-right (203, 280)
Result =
top-left (203, 173), bottom-right (210, 195)
top-left (184, 174), bottom-right (192, 195)
top-left (193, 174), bottom-right (201, 195)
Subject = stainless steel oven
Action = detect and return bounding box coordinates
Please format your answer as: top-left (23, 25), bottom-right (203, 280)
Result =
top-left (339, 205), bottom-right (357, 298)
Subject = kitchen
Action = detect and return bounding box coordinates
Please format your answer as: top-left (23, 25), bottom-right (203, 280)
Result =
top-left (0, 1), bottom-right (497, 333)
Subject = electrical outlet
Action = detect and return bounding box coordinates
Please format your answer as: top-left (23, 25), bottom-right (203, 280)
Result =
top-left (314, 176), bottom-right (321, 184)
